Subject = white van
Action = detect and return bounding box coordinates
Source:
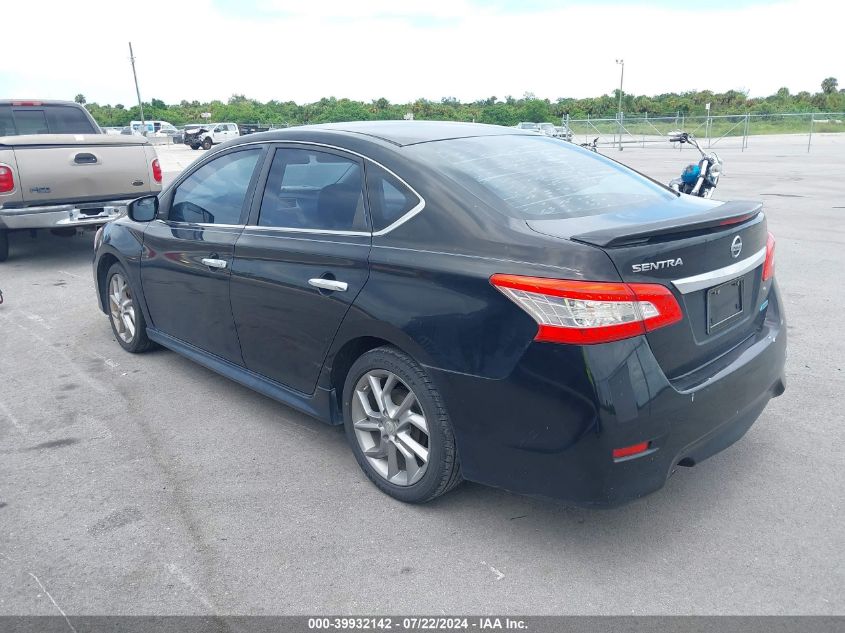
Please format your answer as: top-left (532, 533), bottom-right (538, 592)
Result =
top-left (130, 120), bottom-right (178, 136)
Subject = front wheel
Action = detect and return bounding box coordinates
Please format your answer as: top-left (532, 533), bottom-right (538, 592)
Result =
top-left (105, 263), bottom-right (152, 353)
top-left (202, 137), bottom-right (212, 150)
top-left (190, 144), bottom-right (200, 150)
top-left (0, 229), bottom-right (8, 262)
top-left (343, 346), bottom-right (462, 503)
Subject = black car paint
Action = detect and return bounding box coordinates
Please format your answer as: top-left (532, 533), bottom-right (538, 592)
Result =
top-left (94, 122), bottom-right (786, 506)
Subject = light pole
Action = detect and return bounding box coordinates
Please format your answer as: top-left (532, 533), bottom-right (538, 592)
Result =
top-left (129, 42), bottom-right (146, 136)
top-left (615, 59), bottom-right (624, 150)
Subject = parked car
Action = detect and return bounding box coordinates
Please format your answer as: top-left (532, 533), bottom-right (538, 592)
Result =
top-left (183, 124), bottom-right (207, 148)
top-left (537, 122), bottom-right (557, 136)
top-left (554, 125), bottom-right (573, 141)
top-left (92, 121), bottom-right (785, 506)
top-left (184, 122), bottom-right (240, 150)
top-left (238, 124), bottom-right (270, 136)
top-left (0, 99), bottom-right (162, 261)
top-left (152, 128), bottom-right (183, 144)
top-left (514, 122), bottom-right (540, 132)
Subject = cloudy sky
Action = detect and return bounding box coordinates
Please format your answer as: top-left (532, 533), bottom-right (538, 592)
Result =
top-left (1, 0), bottom-right (841, 105)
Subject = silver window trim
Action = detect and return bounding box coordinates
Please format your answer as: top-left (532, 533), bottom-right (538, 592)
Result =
top-left (190, 139), bottom-right (426, 237)
top-left (243, 225), bottom-right (369, 237)
top-left (155, 220), bottom-right (244, 230)
top-left (671, 246), bottom-right (766, 294)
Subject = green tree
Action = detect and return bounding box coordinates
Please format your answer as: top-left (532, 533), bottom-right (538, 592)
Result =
top-left (74, 94), bottom-right (86, 105)
top-left (78, 85), bottom-right (845, 131)
top-left (821, 77), bottom-right (838, 94)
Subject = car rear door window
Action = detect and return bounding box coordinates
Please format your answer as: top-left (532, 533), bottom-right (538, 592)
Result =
top-left (365, 164), bottom-right (421, 232)
top-left (170, 149), bottom-right (262, 225)
top-left (257, 148), bottom-right (368, 232)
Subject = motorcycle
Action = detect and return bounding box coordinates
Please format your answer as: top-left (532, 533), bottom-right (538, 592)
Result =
top-left (668, 132), bottom-right (722, 198)
top-left (579, 137), bottom-right (599, 152)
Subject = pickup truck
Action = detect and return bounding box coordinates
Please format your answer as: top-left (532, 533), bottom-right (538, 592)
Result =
top-left (0, 100), bottom-right (162, 261)
top-left (184, 122), bottom-right (240, 150)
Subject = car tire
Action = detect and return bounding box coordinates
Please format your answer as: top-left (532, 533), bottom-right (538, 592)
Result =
top-left (0, 229), bottom-right (8, 262)
top-left (202, 137), bottom-right (212, 150)
top-left (342, 346), bottom-right (462, 503)
top-left (105, 262), bottom-right (152, 353)
top-left (190, 144), bottom-right (200, 150)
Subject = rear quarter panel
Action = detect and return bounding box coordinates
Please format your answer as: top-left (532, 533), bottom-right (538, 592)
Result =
top-left (326, 163), bottom-right (622, 380)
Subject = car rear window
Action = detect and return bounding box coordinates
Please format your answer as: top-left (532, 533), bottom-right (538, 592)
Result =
top-left (12, 109), bottom-right (49, 135)
top-left (409, 135), bottom-right (673, 220)
top-left (0, 106), bottom-right (14, 136)
top-left (0, 104), bottom-right (97, 136)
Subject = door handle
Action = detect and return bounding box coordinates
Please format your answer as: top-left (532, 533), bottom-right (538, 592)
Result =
top-left (308, 278), bottom-right (348, 292)
top-left (201, 257), bottom-right (228, 269)
top-left (74, 152), bottom-right (98, 164)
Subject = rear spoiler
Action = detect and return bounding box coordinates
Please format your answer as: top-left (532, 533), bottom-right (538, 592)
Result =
top-left (571, 201), bottom-right (764, 248)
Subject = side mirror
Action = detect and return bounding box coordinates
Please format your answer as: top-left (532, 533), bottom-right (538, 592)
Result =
top-left (128, 196), bottom-right (159, 222)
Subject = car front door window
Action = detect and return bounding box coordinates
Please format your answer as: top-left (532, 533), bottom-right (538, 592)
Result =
top-left (170, 149), bottom-right (262, 225)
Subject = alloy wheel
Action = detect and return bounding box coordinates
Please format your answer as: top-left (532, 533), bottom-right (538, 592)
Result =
top-left (351, 370), bottom-right (430, 486)
top-left (108, 273), bottom-right (136, 344)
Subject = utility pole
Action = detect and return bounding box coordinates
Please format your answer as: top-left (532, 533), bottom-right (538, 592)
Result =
top-left (616, 59), bottom-right (624, 150)
top-left (129, 42), bottom-right (146, 135)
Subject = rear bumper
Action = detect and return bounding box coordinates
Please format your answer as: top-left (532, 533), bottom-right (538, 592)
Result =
top-left (0, 199), bottom-right (135, 230)
top-left (427, 284), bottom-right (787, 507)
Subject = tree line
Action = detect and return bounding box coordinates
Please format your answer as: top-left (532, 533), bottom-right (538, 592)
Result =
top-left (76, 78), bottom-right (843, 128)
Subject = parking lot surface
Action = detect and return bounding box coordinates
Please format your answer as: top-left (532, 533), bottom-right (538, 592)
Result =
top-left (1, 134), bottom-right (843, 615)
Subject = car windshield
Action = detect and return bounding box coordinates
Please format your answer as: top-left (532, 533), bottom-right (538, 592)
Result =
top-left (409, 134), bottom-right (674, 220)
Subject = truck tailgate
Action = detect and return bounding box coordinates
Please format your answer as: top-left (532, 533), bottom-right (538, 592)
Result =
top-left (2, 134), bottom-right (157, 206)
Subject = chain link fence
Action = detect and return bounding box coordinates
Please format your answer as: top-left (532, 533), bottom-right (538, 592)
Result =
top-left (565, 112), bottom-right (845, 152)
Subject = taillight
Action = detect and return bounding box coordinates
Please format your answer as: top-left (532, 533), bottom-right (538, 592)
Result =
top-left (0, 164), bottom-right (14, 193)
top-left (762, 232), bottom-right (775, 281)
top-left (490, 275), bottom-right (683, 345)
top-left (151, 158), bottom-right (162, 184)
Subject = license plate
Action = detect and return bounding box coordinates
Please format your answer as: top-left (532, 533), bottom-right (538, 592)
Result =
top-left (707, 277), bottom-right (744, 333)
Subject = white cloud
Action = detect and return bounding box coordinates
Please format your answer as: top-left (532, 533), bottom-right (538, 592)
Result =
top-left (2, 0), bottom-right (842, 107)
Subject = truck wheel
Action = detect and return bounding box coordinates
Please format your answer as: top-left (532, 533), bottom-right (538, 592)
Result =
top-left (0, 230), bottom-right (8, 262)
top-left (202, 137), bottom-right (212, 150)
top-left (191, 144), bottom-right (200, 150)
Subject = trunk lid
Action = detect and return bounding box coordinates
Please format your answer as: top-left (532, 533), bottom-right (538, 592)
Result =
top-left (528, 197), bottom-right (770, 380)
top-left (0, 134), bottom-right (155, 206)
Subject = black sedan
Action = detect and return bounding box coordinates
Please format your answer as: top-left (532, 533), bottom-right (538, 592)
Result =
top-left (93, 121), bottom-right (786, 506)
